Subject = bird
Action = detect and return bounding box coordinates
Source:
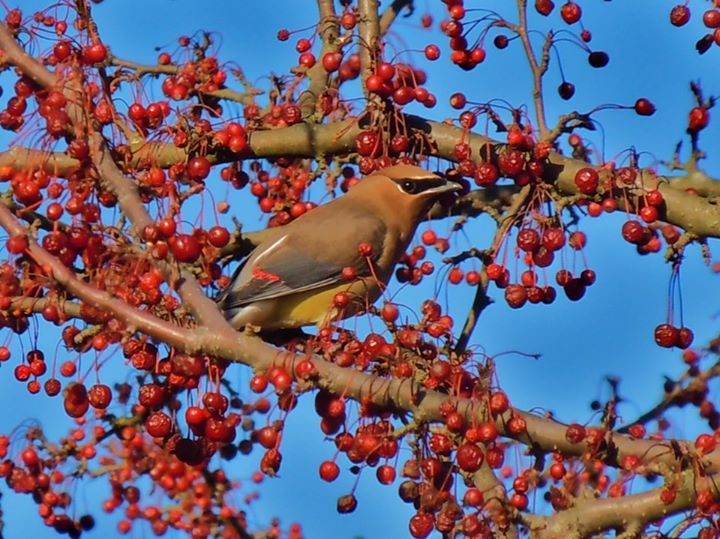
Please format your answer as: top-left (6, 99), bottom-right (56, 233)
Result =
top-left (216, 164), bottom-right (460, 330)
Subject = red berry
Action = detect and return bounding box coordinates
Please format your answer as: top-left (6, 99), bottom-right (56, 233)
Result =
top-left (322, 52), bottom-right (342, 72)
top-left (456, 443), bottom-right (484, 472)
top-left (207, 226), bottom-right (230, 248)
top-left (381, 302), bottom-right (399, 323)
top-left (424, 44), bottom-right (440, 61)
top-left (54, 41), bottom-right (72, 61)
top-left (409, 513), bottom-right (434, 539)
top-left (459, 111), bottom-right (477, 128)
top-left (448, 267), bottom-right (463, 284)
top-left (621, 220), bottom-right (647, 244)
top-left (677, 327), bottom-right (694, 349)
top-left (145, 411), bottom-right (172, 437)
top-left (574, 167), bottom-right (599, 195)
top-left (376, 464), bottom-right (396, 485)
top-left (498, 149), bottom-right (524, 177)
top-left (535, 0), bottom-right (555, 16)
top-left (295, 38), bottom-right (311, 52)
top-left (563, 278), bottom-right (586, 301)
top-left (169, 234), bottom-right (201, 263)
top-left (299, 52), bottom-right (316, 68)
top-left (550, 462), bottom-right (566, 480)
top-left (688, 107), bottom-right (710, 132)
top-left (588, 51), bottom-right (609, 68)
top-left (187, 156), bottom-right (211, 180)
top-left (88, 384), bottom-right (112, 409)
top-left (558, 82), bottom-right (575, 100)
top-left (703, 10), bottom-right (720, 29)
top-left (489, 391), bottom-right (510, 415)
top-left (670, 5), bottom-right (691, 27)
top-left (565, 423), bottom-right (586, 444)
top-left (421, 229), bottom-right (437, 245)
top-left (560, 2), bottom-right (581, 24)
top-left (449, 92), bottom-right (466, 109)
top-left (510, 493), bottom-right (528, 510)
top-left (654, 324), bottom-right (679, 348)
top-left (6, 235), bottom-right (28, 254)
top-left (475, 162), bottom-right (499, 186)
top-left (465, 270), bottom-right (481, 286)
top-left (357, 241), bottom-right (373, 257)
top-left (639, 206), bottom-right (658, 223)
top-left (517, 228), bottom-right (541, 252)
top-left (634, 98), bottom-right (656, 116)
top-left (81, 43), bottom-right (107, 64)
top-left (341, 12), bottom-right (357, 29)
top-left (505, 284), bottom-right (527, 309)
top-left (319, 460), bottom-right (339, 482)
top-left (696, 433), bottom-right (716, 453)
top-left (21, 447), bottom-right (39, 467)
top-left (469, 48), bottom-right (486, 64)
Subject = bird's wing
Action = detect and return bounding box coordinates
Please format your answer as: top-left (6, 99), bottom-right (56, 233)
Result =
top-left (217, 214), bottom-right (387, 310)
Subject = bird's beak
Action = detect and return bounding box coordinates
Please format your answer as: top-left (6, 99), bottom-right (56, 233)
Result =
top-left (421, 179), bottom-right (463, 196)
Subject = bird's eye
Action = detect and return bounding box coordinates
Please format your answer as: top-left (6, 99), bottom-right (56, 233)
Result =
top-left (401, 180), bottom-right (418, 194)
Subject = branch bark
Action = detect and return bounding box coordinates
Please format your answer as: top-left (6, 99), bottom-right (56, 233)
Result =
top-left (0, 22), bottom-right (230, 329)
top-left (357, 0), bottom-right (381, 95)
top-left (533, 469), bottom-right (718, 538)
top-left (379, 0), bottom-right (414, 35)
top-left (297, 0), bottom-right (339, 119)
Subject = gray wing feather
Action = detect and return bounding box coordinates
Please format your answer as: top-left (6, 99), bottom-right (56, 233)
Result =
top-left (217, 215), bottom-right (386, 312)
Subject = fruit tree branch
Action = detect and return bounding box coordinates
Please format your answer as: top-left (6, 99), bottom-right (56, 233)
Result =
top-left (297, 0), bottom-right (339, 119)
top-left (618, 359), bottom-right (720, 434)
top-left (2, 174), bottom-right (717, 538)
top-left (109, 56), bottom-right (259, 105)
top-left (0, 26), bottom-right (54, 88)
top-left (379, 0), bottom-right (414, 35)
top-left (1, 22), bottom-right (719, 492)
top-left (357, 0), bottom-right (381, 96)
top-left (515, 0), bottom-right (550, 138)
top-left (0, 22), bottom-right (229, 329)
top-left (3, 110), bottom-right (719, 243)
top-left (533, 468), bottom-right (719, 538)
top-left (0, 204), bottom-right (193, 349)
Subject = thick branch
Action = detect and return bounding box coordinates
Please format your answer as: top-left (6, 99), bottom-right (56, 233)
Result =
top-left (1, 22), bottom-right (720, 495)
top-left (2, 182), bottom-right (715, 500)
top-left (0, 28), bottom-right (54, 87)
top-left (0, 22), bottom-right (229, 329)
top-left (0, 204), bottom-right (192, 349)
top-left (2, 116), bottom-right (720, 246)
top-left (534, 469), bottom-right (718, 538)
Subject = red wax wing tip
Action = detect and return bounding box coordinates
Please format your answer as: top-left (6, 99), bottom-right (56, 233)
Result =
top-left (252, 266), bottom-right (282, 282)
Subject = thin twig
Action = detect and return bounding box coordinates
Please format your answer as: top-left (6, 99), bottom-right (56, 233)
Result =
top-left (298, 0), bottom-right (339, 119)
top-left (379, 0), bottom-right (414, 35)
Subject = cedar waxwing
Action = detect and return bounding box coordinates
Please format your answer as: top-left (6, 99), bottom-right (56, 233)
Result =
top-left (217, 164), bottom-right (460, 330)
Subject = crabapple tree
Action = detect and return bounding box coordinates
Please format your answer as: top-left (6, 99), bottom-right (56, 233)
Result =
top-left (0, 1), bottom-right (718, 538)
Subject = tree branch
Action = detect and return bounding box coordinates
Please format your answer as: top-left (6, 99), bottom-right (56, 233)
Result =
top-left (514, 0), bottom-right (550, 138)
top-left (357, 0), bottom-right (381, 95)
top-left (533, 468), bottom-right (718, 538)
top-left (379, 0), bottom-right (414, 35)
top-left (297, 0), bottom-right (339, 119)
top-left (0, 204), bottom-right (193, 349)
top-left (0, 22), bottom-right (229, 329)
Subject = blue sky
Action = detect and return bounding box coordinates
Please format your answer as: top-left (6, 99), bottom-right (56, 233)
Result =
top-left (1, 1), bottom-right (719, 537)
